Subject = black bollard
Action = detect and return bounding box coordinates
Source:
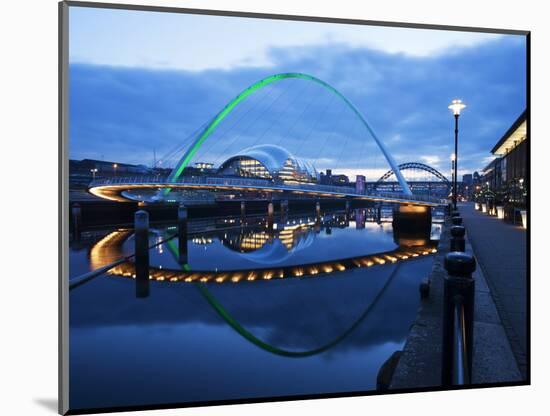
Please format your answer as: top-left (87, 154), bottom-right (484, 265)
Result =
top-left (419, 277), bottom-right (431, 298)
top-left (178, 204), bottom-right (188, 264)
top-left (134, 210), bottom-right (150, 298)
top-left (451, 216), bottom-right (463, 226)
top-left (71, 203), bottom-right (82, 241)
top-left (442, 252), bottom-right (476, 386)
top-left (450, 225), bottom-right (466, 252)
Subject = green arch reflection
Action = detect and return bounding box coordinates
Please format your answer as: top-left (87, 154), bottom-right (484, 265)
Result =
top-left (165, 235), bottom-right (401, 358)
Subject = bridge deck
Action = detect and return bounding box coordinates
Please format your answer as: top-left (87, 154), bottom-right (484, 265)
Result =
top-left (88, 176), bottom-right (445, 206)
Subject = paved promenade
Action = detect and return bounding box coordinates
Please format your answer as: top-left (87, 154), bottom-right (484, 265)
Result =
top-left (459, 202), bottom-right (528, 379)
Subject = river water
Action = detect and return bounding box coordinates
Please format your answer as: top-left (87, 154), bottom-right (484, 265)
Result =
top-left (68, 207), bottom-right (442, 410)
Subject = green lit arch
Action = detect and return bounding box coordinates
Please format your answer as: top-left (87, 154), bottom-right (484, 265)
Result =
top-left (167, 73), bottom-right (412, 196)
top-left (164, 234), bottom-right (401, 357)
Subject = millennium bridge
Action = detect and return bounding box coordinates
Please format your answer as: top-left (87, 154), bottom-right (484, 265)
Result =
top-left (88, 175), bottom-right (446, 206)
top-left (86, 72), bottom-right (449, 208)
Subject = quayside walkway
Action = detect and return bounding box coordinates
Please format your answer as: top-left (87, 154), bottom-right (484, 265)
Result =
top-left (459, 202), bottom-right (528, 379)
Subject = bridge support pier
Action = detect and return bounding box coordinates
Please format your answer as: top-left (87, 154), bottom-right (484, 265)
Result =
top-left (134, 210), bottom-right (150, 298)
top-left (392, 205), bottom-right (432, 236)
top-left (71, 203), bottom-right (82, 241)
top-left (178, 204), bottom-right (188, 264)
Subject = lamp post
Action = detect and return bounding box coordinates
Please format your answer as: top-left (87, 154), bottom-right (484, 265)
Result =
top-left (90, 168), bottom-right (98, 180)
top-left (113, 163), bottom-right (118, 178)
top-left (450, 153), bottom-right (456, 200)
top-left (448, 99), bottom-right (466, 210)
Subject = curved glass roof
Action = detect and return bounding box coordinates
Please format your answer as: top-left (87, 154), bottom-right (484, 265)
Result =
top-left (218, 144), bottom-right (317, 177)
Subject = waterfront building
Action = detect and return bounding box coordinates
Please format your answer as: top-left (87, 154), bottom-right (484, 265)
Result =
top-left (478, 110), bottom-right (527, 220)
top-left (217, 144), bottom-right (318, 185)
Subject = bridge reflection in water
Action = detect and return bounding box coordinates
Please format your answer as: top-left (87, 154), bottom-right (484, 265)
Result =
top-left (69, 206), bottom-right (441, 409)
top-left (88, 207), bottom-right (438, 284)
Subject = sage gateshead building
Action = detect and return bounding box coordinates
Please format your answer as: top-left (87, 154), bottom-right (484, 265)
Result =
top-left (217, 144), bottom-right (318, 185)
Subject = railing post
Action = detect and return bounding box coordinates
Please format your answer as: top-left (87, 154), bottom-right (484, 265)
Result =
top-left (450, 225), bottom-right (466, 252)
top-left (134, 210), bottom-right (150, 298)
top-left (71, 202), bottom-right (82, 241)
top-left (442, 252), bottom-right (476, 386)
top-left (178, 203), bottom-right (188, 264)
top-left (267, 202), bottom-right (274, 231)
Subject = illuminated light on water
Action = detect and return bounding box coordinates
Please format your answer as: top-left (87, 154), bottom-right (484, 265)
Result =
top-left (215, 274), bottom-right (228, 283)
top-left (184, 273), bottom-right (200, 283)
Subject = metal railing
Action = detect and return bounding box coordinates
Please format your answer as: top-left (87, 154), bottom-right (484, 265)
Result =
top-left (453, 297), bottom-right (469, 385)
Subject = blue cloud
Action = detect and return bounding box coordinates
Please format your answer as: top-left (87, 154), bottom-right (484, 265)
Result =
top-left (69, 35), bottom-right (526, 177)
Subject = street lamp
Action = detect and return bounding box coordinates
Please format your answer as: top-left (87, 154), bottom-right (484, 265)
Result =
top-left (113, 163), bottom-right (118, 177)
top-left (448, 99), bottom-right (466, 210)
top-left (450, 153), bottom-right (456, 201)
top-left (90, 168), bottom-right (98, 180)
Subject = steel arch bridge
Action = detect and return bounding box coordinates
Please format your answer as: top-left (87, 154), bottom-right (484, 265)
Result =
top-left (87, 73), bottom-right (450, 205)
top-left (167, 72), bottom-right (412, 196)
top-left (377, 162), bottom-right (450, 183)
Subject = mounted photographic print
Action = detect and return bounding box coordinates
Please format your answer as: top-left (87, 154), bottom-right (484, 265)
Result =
top-left (59, 1), bottom-right (530, 414)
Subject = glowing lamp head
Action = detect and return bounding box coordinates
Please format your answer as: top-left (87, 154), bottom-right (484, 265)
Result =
top-left (451, 153), bottom-right (456, 161)
top-left (448, 99), bottom-right (466, 116)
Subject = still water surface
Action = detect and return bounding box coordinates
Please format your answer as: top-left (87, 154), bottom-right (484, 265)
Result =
top-left (69, 208), bottom-right (440, 410)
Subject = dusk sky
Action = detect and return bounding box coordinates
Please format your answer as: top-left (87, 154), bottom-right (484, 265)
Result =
top-left (69, 6), bottom-right (526, 181)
